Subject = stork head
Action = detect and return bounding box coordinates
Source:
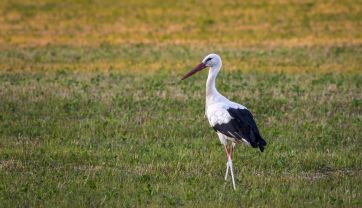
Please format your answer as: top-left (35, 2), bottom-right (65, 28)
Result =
top-left (181, 53), bottom-right (222, 80)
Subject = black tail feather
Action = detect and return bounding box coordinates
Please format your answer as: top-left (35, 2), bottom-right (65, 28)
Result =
top-left (257, 135), bottom-right (267, 152)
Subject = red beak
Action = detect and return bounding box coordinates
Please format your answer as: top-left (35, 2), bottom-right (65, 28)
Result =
top-left (181, 63), bottom-right (207, 80)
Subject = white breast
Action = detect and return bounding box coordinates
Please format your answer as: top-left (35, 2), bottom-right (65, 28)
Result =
top-left (206, 101), bottom-right (247, 127)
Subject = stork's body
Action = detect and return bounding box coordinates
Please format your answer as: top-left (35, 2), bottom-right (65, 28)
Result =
top-left (181, 54), bottom-right (266, 191)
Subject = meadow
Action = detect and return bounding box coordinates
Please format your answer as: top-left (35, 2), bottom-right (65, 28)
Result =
top-left (0, 0), bottom-right (361, 207)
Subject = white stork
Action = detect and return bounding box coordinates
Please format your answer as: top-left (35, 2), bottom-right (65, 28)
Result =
top-left (181, 53), bottom-right (267, 191)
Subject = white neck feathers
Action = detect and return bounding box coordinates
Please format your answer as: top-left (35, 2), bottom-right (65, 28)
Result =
top-left (206, 63), bottom-right (223, 103)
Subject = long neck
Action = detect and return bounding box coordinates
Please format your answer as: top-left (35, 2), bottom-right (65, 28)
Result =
top-left (206, 65), bottom-right (221, 98)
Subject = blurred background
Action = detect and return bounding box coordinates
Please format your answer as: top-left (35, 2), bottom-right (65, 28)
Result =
top-left (0, 0), bottom-right (361, 73)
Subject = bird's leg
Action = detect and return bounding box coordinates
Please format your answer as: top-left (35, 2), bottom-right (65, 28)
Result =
top-left (225, 161), bottom-right (229, 181)
top-left (224, 144), bottom-right (230, 181)
top-left (229, 143), bottom-right (236, 191)
top-left (223, 144), bottom-right (229, 158)
top-left (224, 143), bottom-right (236, 179)
top-left (229, 156), bottom-right (236, 191)
top-left (229, 142), bottom-right (235, 158)
top-left (224, 143), bottom-right (236, 191)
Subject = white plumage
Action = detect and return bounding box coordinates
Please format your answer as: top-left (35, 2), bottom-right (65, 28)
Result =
top-left (207, 102), bottom-right (247, 126)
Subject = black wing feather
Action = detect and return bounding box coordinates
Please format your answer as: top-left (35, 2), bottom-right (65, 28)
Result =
top-left (213, 108), bottom-right (267, 152)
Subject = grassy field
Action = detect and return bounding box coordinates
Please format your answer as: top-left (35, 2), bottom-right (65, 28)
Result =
top-left (0, 0), bottom-right (361, 207)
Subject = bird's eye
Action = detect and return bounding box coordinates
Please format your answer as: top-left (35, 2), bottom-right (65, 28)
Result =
top-left (205, 57), bottom-right (212, 62)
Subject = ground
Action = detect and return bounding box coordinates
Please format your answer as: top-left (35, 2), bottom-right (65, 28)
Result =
top-left (0, 0), bottom-right (361, 207)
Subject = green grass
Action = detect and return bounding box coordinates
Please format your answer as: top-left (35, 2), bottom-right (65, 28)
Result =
top-left (0, 0), bottom-right (361, 207)
top-left (1, 44), bottom-right (361, 73)
top-left (0, 71), bottom-right (361, 207)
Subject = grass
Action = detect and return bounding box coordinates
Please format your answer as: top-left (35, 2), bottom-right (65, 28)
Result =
top-left (0, 0), bottom-right (361, 207)
top-left (0, 44), bottom-right (361, 73)
top-left (0, 71), bottom-right (361, 207)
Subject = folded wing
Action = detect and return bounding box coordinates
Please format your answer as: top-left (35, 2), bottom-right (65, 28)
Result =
top-left (212, 107), bottom-right (266, 152)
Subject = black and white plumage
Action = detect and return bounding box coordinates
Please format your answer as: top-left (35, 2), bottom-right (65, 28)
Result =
top-left (181, 53), bottom-right (267, 191)
top-left (211, 107), bottom-right (266, 152)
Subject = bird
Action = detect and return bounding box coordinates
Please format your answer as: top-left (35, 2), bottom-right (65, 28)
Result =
top-left (181, 53), bottom-right (267, 191)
